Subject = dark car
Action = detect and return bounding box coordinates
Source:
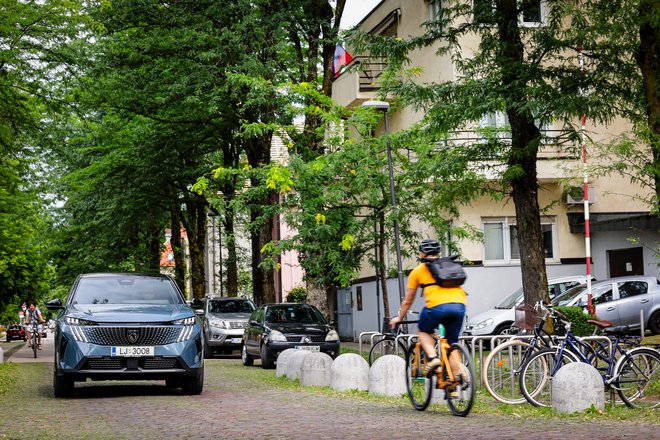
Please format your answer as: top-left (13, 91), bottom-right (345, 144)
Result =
top-left (241, 303), bottom-right (340, 369)
top-left (202, 297), bottom-right (255, 357)
top-left (5, 325), bottom-right (26, 342)
top-left (46, 273), bottom-right (204, 397)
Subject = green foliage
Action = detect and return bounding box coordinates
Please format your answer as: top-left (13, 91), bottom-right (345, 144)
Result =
top-left (0, 363), bottom-right (18, 395)
top-left (285, 287), bottom-right (307, 303)
top-left (554, 306), bottom-right (597, 337)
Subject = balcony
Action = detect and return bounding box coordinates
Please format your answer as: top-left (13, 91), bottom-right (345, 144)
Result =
top-left (331, 57), bottom-right (385, 108)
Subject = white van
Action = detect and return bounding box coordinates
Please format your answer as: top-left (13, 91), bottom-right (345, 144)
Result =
top-left (463, 275), bottom-right (591, 337)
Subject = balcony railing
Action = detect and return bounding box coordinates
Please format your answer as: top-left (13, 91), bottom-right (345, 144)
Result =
top-left (335, 56), bottom-right (386, 92)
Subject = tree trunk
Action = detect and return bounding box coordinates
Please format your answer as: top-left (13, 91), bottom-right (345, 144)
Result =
top-left (145, 224), bottom-right (161, 273)
top-left (181, 199), bottom-right (208, 300)
top-left (170, 209), bottom-right (186, 295)
top-left (224, 207), bottom-right (239, 297)
top-left (636, 0), bottom-right (660, 208)
top-left (498, 0), bottom-right (549, 305)
top-left (306, 281), bottom-right (330, 319)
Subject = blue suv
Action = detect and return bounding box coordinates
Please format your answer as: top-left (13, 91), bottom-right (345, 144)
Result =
top-left (47, 273), bottom-right (204, 397)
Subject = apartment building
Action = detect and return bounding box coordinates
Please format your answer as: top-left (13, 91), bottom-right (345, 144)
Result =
top-left (332, 0), bottom-right (660, 340)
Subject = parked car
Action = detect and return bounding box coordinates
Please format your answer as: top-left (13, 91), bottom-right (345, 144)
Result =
top-left (551, 275), bottom-right (660, 334)
top-left (463, 275), bottom-right (591, 338)
top-left (241, 303), bottom-right (340, 369)
top-left (5, 325), bottom-right (26, 342)
top-left (202, 297), bottom-right (255, 357)
top-left (46, 273), bottom-right (204, 397)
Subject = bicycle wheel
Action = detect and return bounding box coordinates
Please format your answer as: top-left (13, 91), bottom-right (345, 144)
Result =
top-left (482, 340), bottom-right (536, 404)
top-left (369, 337), bottom-right (407, 365)
top-left (445, 343), bottom-right (476, 417)
top-left (32, 332), bottom-right (38, 358)
top-left (405, 343), bottom-right (433, 411)
top-left (519, 347), bottom-right (578, 407)
top-left (613, 347), bottom-right (660, 409)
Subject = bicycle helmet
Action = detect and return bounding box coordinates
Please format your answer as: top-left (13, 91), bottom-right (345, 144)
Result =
top-left (418, 239), bottom-right (441, 255)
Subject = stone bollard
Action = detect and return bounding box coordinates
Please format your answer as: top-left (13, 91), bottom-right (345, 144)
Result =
top-left (330, 353), bottom-right (369, 392)
top-left (300, 352), bottom-right (334, 387)
top-left (285, 349), bottom-right (313, 381)
top-left (276, 349), bottom-right (298, 378)
top-left (368, 355), bottom-right (407, 397)
top-left (552, 362), bottom-right (604, 413)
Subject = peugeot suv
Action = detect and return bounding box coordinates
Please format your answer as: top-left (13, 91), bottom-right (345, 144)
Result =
top-left (47, 273), bottom-right (204, 397)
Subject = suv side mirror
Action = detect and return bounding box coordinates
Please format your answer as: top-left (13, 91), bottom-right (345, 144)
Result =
top-left (46, 298), bottom-right (64, 310)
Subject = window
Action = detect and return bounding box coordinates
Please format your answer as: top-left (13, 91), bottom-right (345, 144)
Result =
top-left (473, 1), bottom-right (545, 25)
top-left (617, 281), bottom-right (648, 299)
top-left (482, 216), bottom-right (557, 263)
top-left (521, 0), bottom-right (543, 25)
top-left (429, 0), bottom-right (443, 22)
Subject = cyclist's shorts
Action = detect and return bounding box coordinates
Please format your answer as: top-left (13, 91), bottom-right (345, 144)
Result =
top-left (25, 323), bottom-right (43, 333)
top-left (418, 303), bottom-right (465, 344)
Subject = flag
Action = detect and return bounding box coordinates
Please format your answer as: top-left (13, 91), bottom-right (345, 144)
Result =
top-left (332, 44), bottom-right (353, 78)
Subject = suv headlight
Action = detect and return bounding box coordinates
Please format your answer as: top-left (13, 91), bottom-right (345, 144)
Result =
top-left (325, 330), bottom-right (339, 342)
top-left (269, 329), bottom-right (287, 342)
top-left (65, 317), bottom-right (96, 326)
top-left (172, 317), bottom-right (196, 325)
top-left (209, 319), bottom-right (227, 329)
top-left (473, 318), bottom-right (494, 330)
top-left (64, 317), bottom-right (93, 342)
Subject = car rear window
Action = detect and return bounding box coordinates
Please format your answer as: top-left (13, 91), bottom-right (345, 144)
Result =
top-left (72, 276), bottom-right (183, 305)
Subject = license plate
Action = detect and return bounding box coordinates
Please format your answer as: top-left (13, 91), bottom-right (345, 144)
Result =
top-left (230, 338), bottom-right (242, 344)
top-left (111, 346), bottom-right (154, 357)
top-left (295, 345), bottom-right (320, 352)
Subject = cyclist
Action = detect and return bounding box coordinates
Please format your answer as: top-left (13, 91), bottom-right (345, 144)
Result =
top-left (24, 300), bottom-right (46, 350)
top-left (389, 239), bottom-right (467, 376)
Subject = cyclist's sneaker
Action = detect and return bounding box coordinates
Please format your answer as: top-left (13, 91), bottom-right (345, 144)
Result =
top-left (424, 357), bottom-right (442, 377)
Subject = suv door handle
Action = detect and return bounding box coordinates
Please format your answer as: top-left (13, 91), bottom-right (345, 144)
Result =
top-left (606, 306), bottom-right (615, 311)
top-left (640, 299), bottom-right (649, 303)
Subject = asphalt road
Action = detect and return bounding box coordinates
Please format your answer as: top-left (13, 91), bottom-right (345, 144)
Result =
top-left (0, 337), bottom-right (658, 440)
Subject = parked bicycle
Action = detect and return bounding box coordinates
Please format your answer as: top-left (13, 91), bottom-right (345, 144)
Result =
top-left (368, 313), bottom-right (418, 365)
top-left (519, 304), bottom-right (660, 409)
top-left (481, 302), bottom-right (560, 404)
top-left (404, 324), bottom-right (476, 416)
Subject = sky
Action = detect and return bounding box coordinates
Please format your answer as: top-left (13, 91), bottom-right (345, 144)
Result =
top-left (340, 0), bottom-right (382, 29)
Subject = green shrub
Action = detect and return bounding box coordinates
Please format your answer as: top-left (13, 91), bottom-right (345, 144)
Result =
top-left (286, 287), bottom-right (307, 303)
top-left (554, 306), bottom-right (596, 336)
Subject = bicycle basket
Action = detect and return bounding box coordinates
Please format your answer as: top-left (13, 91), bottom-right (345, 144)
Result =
top-left (514, 303), bottom-right (539, 331)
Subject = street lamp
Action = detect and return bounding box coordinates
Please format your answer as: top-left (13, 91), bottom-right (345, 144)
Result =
top-left (362, 100), bottom-right (405, 305)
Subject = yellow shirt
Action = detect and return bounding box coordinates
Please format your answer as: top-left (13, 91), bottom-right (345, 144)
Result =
top-left (408, 262), bottom-right (467, 308)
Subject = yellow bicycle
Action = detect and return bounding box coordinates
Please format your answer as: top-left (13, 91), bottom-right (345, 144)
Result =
top-left (405, 326), bottom-right (475, 416)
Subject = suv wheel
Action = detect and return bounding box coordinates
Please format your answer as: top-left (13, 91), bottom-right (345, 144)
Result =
top-left (241, 344), bottom-right (254, 366)
top-left (181, 365), bottom-right (204, 395)
top-left (53, 369), bottom-right (74, 398)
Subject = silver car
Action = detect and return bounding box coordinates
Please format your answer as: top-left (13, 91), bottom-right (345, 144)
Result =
top-left (551, 276), bottom-right (660, 334)
top-left (202, 297), bottom-right (256, 357)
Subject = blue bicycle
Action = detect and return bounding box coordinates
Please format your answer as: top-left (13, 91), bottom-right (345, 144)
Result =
top-left (519, 304), bottom-right (660, 408)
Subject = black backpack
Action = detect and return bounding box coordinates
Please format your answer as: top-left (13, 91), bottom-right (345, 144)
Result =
top-left (420, 255), bottom-right (467, 288)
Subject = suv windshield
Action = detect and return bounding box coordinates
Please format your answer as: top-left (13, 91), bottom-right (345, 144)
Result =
top-left (265, 305), bottom-right (326, 324)
top-left (72, 276), bottom-right (183, 305)
top-left (209, 299), bottom-right (255, 314)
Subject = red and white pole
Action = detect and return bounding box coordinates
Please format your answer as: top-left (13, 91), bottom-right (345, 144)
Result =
top-left (579, 50), bottom-right (594, 316)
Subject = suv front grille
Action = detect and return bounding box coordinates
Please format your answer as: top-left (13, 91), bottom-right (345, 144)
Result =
top-left (83, 326), bottom-right (182, 345)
